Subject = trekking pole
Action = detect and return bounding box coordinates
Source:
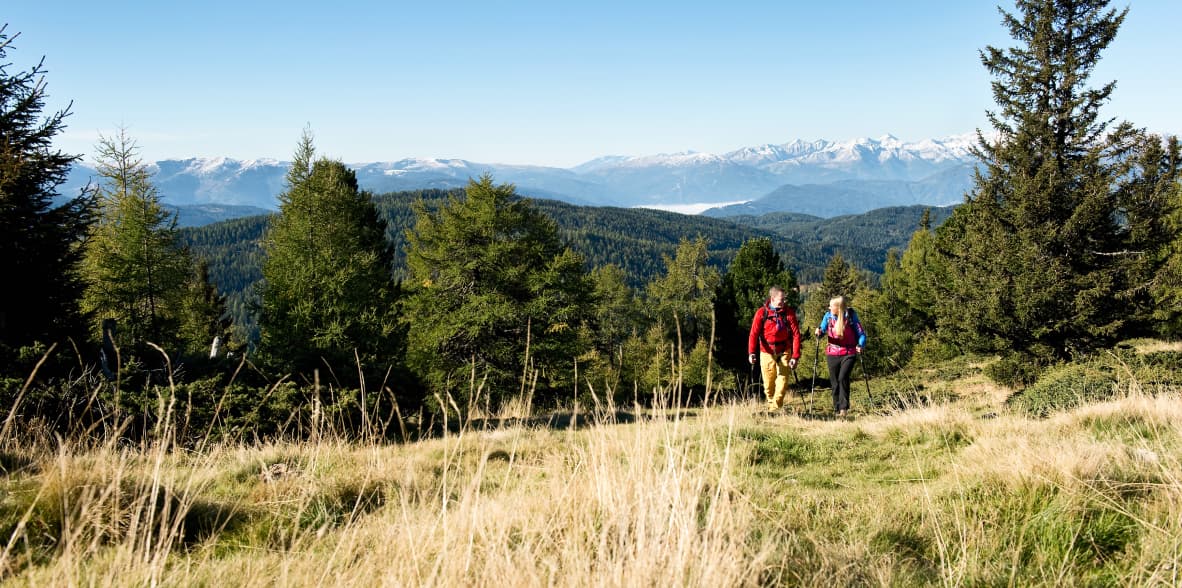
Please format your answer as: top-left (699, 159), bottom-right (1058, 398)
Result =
top-left (809, 334), bottom-right (820, 394)
top-left (810, 333), bottom-right (821, 414)
top-left (859, 351), bottom-right (874, 406)
top-left (787, 358), bottom-right (801, 414)
top-left (748, 361), bottom-right (754, 401)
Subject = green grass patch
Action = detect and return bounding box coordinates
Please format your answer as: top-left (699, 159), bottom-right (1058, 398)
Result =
top-left (736, 424), bottom-right (965, 493)
top-left (1081, 412), bottom-right (1163, 444)
top-left (937, 480), bottom-right (1142, 585)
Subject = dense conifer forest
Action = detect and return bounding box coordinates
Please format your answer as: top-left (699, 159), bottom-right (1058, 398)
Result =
top-left (179, 193), bottom-right (949, 335)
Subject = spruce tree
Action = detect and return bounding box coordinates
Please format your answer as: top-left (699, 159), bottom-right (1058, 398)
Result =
top-left (258, 133), bottom-right (403, 381)
top-left (81, 130), bottom-right (192, 353)
top-left (404, 174), bottom-right (592, 410)
top-left (1146, 138), bottom-right (1182, 334)
top-left (934, 0), bottom-right (1168, 376)
top-left (0, 27), bottom-right (95, 355)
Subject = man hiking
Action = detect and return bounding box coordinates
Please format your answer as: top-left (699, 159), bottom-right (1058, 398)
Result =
top-left (748, 285), bottom-right (802, 411)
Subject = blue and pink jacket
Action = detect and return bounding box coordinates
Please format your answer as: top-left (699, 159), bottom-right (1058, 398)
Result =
top-left (818, 310), bottom-right (867, 356)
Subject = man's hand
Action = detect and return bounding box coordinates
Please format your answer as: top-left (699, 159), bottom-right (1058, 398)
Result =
top-left (788, 358), bottom-right (798, 369)
top-left (749, 353), bottom-right (757, 365)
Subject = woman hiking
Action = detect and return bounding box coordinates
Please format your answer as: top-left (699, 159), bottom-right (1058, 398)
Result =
top-left (814, 295), bottom-right (866, 418)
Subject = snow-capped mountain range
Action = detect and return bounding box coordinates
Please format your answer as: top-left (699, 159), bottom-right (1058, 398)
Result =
top-left (63, 134), bottom-right (981, 218)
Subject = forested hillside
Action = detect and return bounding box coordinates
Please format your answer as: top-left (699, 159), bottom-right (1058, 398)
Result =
top-left (724, 204), bottom-right (957, 274)
top-left (180, 190), bottom-right (951, 335)
top-left (179, 214), bottom-right (268, 336)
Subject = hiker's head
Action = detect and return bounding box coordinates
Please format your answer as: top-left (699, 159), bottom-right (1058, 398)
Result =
top-left (768, 285), bottom-right (784, 308)
top-left (829, 295), bottom-right (847, 316)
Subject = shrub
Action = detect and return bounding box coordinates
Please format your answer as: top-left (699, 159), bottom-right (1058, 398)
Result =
top-left (1127, 350), bottom-right (1182, 388)
top-left (1009, 363), bottom-right (1117, 418)
top-left (986, 351), bottom-right (1045, 388)
top-left (908, 335), bottom-right (963, 368)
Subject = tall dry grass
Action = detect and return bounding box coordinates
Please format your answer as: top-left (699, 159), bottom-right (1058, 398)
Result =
top-left (1, 352), bottom-right (1180, 586)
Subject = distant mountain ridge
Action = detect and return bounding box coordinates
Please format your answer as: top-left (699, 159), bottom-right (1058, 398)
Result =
top-left (63, 134), bottom-right (981, 218)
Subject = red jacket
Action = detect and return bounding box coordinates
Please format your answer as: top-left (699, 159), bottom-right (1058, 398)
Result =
top-left (748, 303), bottom-right (801, 358)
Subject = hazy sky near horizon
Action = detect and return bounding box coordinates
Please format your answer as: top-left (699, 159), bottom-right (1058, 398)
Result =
top-left (7, 1), bottom-right (1181, 168)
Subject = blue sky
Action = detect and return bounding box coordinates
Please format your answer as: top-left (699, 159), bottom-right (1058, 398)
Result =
top-left (6, 1), bottom-right (1180, 168)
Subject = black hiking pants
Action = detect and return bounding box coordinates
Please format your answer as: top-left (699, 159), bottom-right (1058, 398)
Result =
top-left (827, 354), bottom-right (857, 412)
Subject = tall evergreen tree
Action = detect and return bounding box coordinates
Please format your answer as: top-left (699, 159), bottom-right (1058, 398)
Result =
top-left (803, 252), bottom-right (863, 324)
top-left (1147, 139), bottom-right (1182, 335)
top-left (883, 210), bottom-right (940, 335)
top-left (798, 253), bottom-right (867, 379)
top-left (0, 27), bottom-right (95, 355)
top-left (258, 133), bottom-right (403, 380)
top-left (404, 174), bottom-right (592, 410)
top-left (81, 130), bottom-right (192, 352)
top-left (934, 0), bottom-right (1166, 375)
top-left (647, 237), bottom-right (720, 351)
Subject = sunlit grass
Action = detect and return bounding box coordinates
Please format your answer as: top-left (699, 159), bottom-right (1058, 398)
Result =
top-left (1, 347), bottom-right (1180, 586)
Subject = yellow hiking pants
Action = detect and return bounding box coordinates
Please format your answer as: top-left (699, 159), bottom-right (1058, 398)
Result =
top-left (759, 351), bottom-right (792, 409)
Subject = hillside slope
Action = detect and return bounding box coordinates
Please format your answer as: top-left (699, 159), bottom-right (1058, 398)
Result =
top-left (3, 342), bottom-right (1179, 585)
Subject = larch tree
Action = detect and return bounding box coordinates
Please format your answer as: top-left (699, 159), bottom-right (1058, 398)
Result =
top-left (587, 263), bottom-right (644, 378)
top-left (257, 132), bottom-right (403, 382)
top-left (861, 210), bottom-right (943, 370)
top-left (644, 237), bottom-right (721, 394)
top-left (81, 129), bottom-right (192, 353)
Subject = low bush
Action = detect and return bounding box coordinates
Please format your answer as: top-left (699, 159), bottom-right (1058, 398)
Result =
top-left (1010, 363), bottom-right (1117, 418)
top-left (986, 354), bottom-right (1039, 388)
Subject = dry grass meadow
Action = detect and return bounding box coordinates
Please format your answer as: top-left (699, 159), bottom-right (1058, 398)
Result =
top-left (1, 342), bottom-right (1180, 586)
